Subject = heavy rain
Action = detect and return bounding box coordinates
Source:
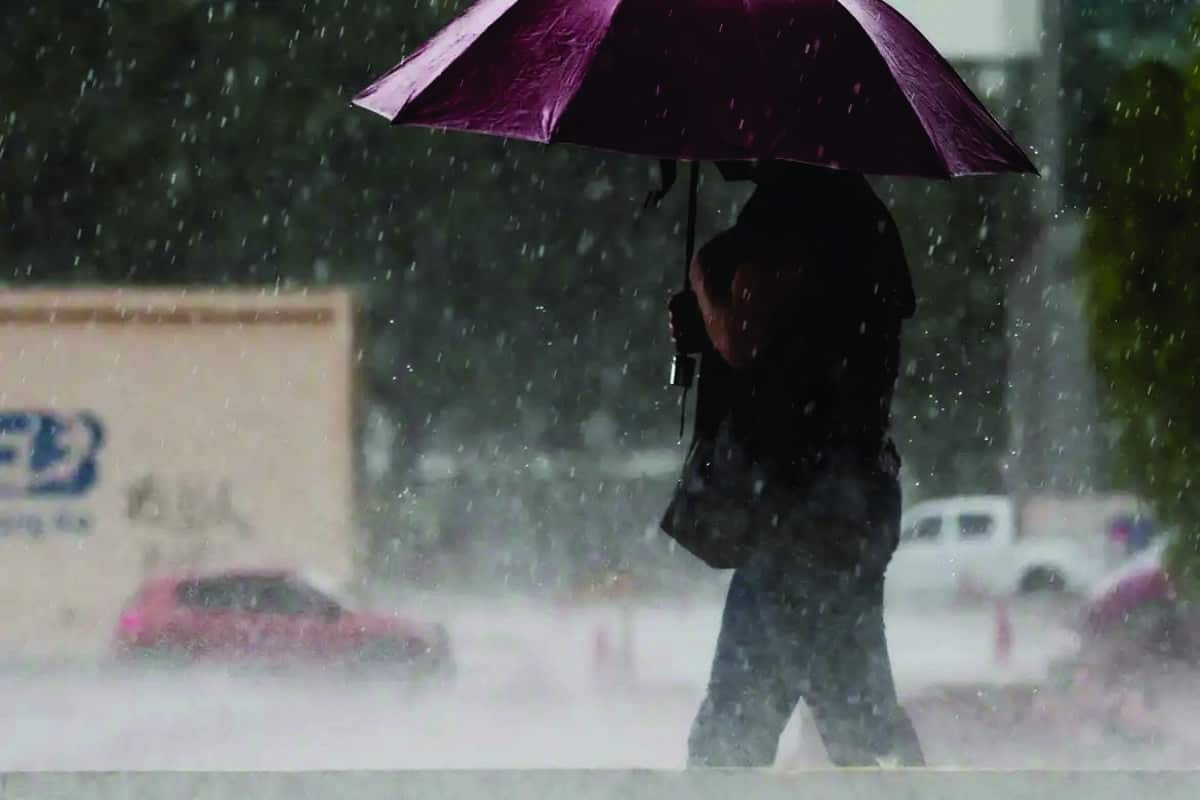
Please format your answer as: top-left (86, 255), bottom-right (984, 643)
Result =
top-left (2, 0), bottom-right (1199, 795)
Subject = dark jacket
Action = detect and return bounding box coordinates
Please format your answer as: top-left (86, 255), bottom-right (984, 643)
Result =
top-left (697, 175), bottom-right (915, 473)
top-left (661, 174), bottom-right (914, 567)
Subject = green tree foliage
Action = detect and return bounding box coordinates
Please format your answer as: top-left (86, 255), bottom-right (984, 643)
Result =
top-left (1063, 0), bottom-right (1200, 207)
top-left (1078, 18), bottom-right (1200, 586)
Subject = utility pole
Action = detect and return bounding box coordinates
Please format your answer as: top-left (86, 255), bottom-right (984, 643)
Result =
top-left (1005, 0), bottom-right (1101, 500)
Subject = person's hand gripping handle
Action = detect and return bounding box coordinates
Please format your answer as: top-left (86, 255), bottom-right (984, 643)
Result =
top-left (668, 289), bottom-right (706, 363)
top-left (668, 290), bottom-right (704, 437)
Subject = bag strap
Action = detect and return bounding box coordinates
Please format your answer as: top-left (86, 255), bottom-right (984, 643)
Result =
top-left (692, 346), bottom-right (734, 442)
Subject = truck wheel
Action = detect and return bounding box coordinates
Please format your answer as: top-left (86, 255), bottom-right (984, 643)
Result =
top-left (1019, 566), bottom-right (1067, 595)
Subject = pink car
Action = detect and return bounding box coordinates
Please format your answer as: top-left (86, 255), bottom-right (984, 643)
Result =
top-left (114, 569), bottom-right (452, 675)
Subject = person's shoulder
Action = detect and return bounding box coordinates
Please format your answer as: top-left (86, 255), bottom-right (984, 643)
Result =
top-left (697, 226), bottom-right (746, 262)
top-left (694, 226), bottom-right (756, 290)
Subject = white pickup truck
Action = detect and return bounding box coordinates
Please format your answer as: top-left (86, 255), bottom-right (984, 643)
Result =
top-left (886, 495), bottom-right (1116, 598)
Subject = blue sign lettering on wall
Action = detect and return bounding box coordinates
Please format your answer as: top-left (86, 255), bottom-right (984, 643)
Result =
top-left (0, 412), bottom-right (105, 498)
top-left (0, 412), bottom-right (103, 538)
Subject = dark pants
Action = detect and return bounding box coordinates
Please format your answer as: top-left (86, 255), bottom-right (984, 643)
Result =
top-left (687, 461), bottom-right (925, 768)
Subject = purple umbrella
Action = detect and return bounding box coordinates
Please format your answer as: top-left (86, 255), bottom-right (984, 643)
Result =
top-left (353, 0), bottom-right (1036, 178)
top-left (353, 0), bottom-right (1036, 397)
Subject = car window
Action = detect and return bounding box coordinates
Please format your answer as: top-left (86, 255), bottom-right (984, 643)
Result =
top-left (254, 579), bottom-right (335, 616)
top-left (176, 577), bottom-right (246, 611)
top-left (177, 576), bottom-right (339, 615)
top-left (901, 516), bottom-right (942, 542)
top-left (289, 582), bottom-right (341, 615)
top-left (959, 513), bottom-right (996, 540)
top-left (176, 577), bottom-right (277, 613)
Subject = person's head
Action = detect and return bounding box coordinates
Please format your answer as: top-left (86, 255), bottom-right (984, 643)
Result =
top-left (735, 160), bottom-right (876, 235)
top-left (728, 159), bottom-right (917, 319)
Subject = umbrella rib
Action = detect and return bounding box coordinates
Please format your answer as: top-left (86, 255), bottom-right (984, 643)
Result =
top-left (837, 0), bottom-right (1035, 176)
top-left (544, 0), bottom-right (626, 141)
top-left (353, 0), bottom-right (526, 123)
top-left (825, 0), bottom-right (951, 177)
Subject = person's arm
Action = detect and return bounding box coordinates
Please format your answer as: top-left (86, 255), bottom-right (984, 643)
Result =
top-left (689, 232), bottom-right (807, 369)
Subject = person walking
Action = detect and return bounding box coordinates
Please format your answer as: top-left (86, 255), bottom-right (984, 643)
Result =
top-left (664, 161), bottom-right (925, 768)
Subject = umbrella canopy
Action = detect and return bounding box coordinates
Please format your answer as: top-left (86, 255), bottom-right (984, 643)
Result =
top-left (353, 0), bottom-right (1037, 178)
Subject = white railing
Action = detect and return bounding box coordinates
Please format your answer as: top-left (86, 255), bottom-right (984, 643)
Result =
top-left (2, 770), bottom-right (1197, 800)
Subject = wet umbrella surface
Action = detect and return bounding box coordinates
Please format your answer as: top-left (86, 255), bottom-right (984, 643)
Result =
top-left (354, 0), bottom-right (1036, 178)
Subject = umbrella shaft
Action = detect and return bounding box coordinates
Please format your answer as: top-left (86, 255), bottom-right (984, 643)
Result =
top-left (683, 161), bottom-right (700, 287)
top-left (671, 162), bottom-right (701, 405)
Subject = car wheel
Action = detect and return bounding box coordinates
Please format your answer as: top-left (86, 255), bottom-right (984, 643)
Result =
top-left (354, 639), bottom-right (408, 666)
top-left (353, 638), bottom-right (439, 678)
top-left (1019, 566), bottom-right (1067, 595)
top-left (118, 643), bottom-right (189, 671)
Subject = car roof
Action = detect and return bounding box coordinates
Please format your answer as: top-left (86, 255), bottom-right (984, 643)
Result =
top-left (141, 568), bottom-right (295, 589)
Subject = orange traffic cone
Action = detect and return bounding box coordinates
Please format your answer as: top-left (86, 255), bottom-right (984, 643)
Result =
top-left (994, 598), bottom-right (1013, 665)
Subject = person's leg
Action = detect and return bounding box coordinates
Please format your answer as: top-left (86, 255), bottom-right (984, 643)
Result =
top-left (688, 566), bottom-right (800, 767)
top-left (761, 462), bottom-right (924, 767)
top-left (801, 572), bottom-right (925, 766)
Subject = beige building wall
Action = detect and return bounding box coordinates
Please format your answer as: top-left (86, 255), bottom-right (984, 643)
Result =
top-left (0, 288), bottom-right (356, 659)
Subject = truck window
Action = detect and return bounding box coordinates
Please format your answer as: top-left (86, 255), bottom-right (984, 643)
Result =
top-left (902, 516), bottom-right (942, 542)
top-left (959, 513), bottom-right (996, 540)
